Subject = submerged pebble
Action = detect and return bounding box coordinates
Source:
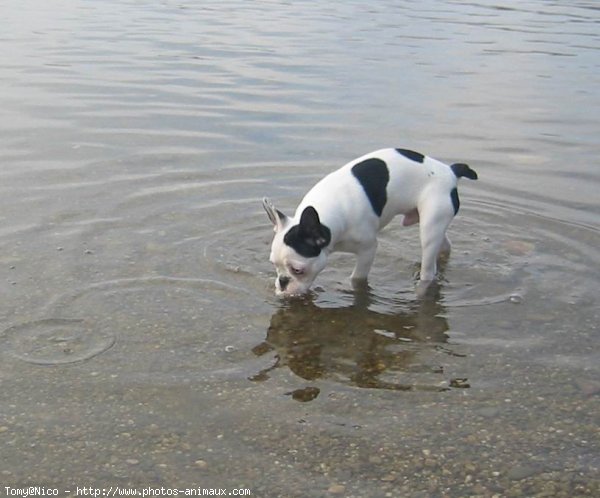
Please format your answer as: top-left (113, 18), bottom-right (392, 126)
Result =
top-left (509, 293), bottom-right (523, 304)
top-left (285, 387), bottom-right (320, 402)
top-left (478, 407), bottom-right (501, 418)
top-left (327, 484), bottom-right (345, 494)
top-left (450, 378), bottom-right (470, 389)
top-left (575, 378), bottom-right (600, 397)
top-left (507, 464), bottom-right (540, 480)
top-left (504, 240), bottom-right (535, 255)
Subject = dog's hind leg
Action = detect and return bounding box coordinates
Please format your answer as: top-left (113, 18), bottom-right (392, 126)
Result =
top-left (417, 196), bottom-right (455, 285)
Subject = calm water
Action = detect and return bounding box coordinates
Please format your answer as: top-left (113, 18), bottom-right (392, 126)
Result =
top-left (1, 1), bottom-right (599, 496)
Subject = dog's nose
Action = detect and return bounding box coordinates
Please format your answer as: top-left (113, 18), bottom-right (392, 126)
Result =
top-left (278, 275), bottom-right (291, 291)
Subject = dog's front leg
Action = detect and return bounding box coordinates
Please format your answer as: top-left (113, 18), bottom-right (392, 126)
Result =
top-left (350, 243), bottom-right (378, 282)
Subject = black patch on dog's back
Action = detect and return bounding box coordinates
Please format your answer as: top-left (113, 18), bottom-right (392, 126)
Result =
top-left (450, 188), bottom-right (460, 215)
top-left (395, 148), bottom-right (425, 163)
top-left (351, 158), bottom-right (389, 217)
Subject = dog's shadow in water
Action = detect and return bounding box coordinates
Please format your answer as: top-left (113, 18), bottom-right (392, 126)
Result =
top-left (251, 282), bottom-right (464, 395)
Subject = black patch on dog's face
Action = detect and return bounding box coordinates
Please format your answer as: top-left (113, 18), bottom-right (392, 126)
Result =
top-left (450, 187), bottom-right (460, 215)
top-left (283, 225), bottom-right (321, 257)
top-left (283, 206), bottom-right (331, 258)
top-left (351, 158), bottom-right (389, 217)
top-left (395, 148), bottom-right (425, 163)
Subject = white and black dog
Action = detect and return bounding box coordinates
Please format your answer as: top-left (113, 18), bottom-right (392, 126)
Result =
top-left (263, 148), bottom-right (477, 297)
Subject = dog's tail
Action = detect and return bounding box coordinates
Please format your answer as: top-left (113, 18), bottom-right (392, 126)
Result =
top-left (451, 163), bottom-right (478, 180)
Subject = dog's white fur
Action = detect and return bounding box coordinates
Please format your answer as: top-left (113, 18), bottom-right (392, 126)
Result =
top-left (263, 148), bottom-right (476, 296)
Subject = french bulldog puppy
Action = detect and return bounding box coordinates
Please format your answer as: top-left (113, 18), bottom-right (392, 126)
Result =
top-left (263, 148), bottom-right (477, 296)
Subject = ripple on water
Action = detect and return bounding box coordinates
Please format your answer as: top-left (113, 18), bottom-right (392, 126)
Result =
top-left (2, 277), bottom-right (268, 378)
top-left (429, 195), bottom-right (599, 309)
top-left (1, 318), bottom-right (115, 366)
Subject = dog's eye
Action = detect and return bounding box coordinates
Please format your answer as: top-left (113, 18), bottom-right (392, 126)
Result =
top-left (291, 266), bottom-right (304, 275)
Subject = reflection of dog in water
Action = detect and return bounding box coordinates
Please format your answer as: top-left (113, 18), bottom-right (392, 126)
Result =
top-left (251, 286), bottom-right (464, 392)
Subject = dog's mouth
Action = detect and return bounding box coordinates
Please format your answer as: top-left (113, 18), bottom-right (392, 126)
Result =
top-left (275, 286), bottom-right (308, 298)
top-left (275, 289), bottom-right (317, 303)
top-left (275, 278), bottom-right (312, 298)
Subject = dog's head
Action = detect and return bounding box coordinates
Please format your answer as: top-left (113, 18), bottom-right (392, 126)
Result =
top-left (262, 198), bottom-right (331, 296)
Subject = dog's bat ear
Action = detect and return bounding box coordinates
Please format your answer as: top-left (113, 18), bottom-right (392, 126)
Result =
top-left (262, 197), bottom-right (287, 231)
top-left (299, 206), bottom-right (331, 249)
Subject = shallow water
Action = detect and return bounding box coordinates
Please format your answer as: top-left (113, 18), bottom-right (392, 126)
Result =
top-left (1, 0), bottom-right (598, 496)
